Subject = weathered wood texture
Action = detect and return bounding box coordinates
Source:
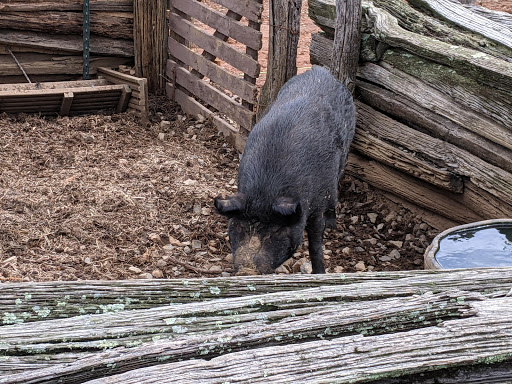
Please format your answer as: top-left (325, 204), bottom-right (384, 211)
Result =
top-left (256, 0), bottom-right (303, 119)
top-left (1, 268), bottom-right (512, 383)
top-left (167, 0), bottom-right (263, 136)
top-left (309, 0), bottom-right (512, 224)
top-left (330, 0), bottom-right (362, 93)
top-left (133, 0), bottom-right (167, 91)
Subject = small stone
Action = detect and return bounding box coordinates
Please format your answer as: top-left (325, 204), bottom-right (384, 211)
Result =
top-left (221, 272), bottom-right (231, 277)
top-left (419, 223), bottom-right (429, 230)
top-left (129, 266), bottom-right (142, 274)
top-left (376, 223), bottom-right (385, 231)
top-left (334, 266), bottom-right (345, 273)
top-left (367, 265), bottom-right (375, 271)
top-left (355, 246), bottom-right (365, 252)
top-left (201, 207), bottom-right (211, 216)
top-left (275, 265), bottom-right (290, 274)
top-left (300, 262), bottom-right (313, 274)
top-left (152, 269), bottom-right (164, 278)
top-left (139, 272), bottom-right (153, 279)
top-left (158, 132), bottom-right (166, 141)
top-left (209, 265), bottom-right (222, 273)
top-left (389, 249), bottom-right (401, 259)
top-left (192, 240), bottom-right (202, 250)
top-left (351, 216), bottom-right (359, 224)
top-left (385, 212), bottom-right (396, 222)
top-left (197, 114), bottom-right (205, 122)
top-left (379, 256), bottom-right (392, 262)
top-left (355, 261), bottom-right (366, 272)
top-left (160, 120), bottom-right (171, 129)
top-left (367, 213), bottom-right (378, 223)
top-left (168, 237), bottom-right (182, 246)
top-left (84, 257), bottom-right (92, 265)
top-left (149, 233), bottom-right (161, 243)
top-left (156, 259), bottom-right (167, 268)
top-left (183, 246), bottom-right (191, 254)
top-left (364, 238), bottom-right (378, 245)
top-left (163, 244), bottom-right (175, 252)
top-left (413, 258), bottom-right (424, 266)
top-left (224, 254), bottom-right (234, 263)
top-left (342, 247), bottom-right (351, 255)
top-left (183, 179), bottom-right (197, 186)
top-left (389, 240), bottom-right (403, 248)
top-left (292, 257), bottom-right (309, 273)
top-left (405, 234), bottom-right (414, 241)
top-left (193, 204), bottom-right (202, 214)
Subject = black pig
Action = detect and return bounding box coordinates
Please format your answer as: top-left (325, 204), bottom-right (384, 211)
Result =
top-left (214, 66), bottom-right (355, 275)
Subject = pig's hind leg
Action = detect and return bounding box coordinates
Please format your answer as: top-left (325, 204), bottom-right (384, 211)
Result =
top-left (306, 215), bottom-right (326, 274)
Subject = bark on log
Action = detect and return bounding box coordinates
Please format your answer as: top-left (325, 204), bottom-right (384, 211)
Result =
top-left (256, 0), bottom-right (302, 120)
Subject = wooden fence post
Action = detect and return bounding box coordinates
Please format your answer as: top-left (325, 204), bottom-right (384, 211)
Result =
top-left (256, 0), bottom-right (302, 120)
top-left (330, 0), bottom-right (362, 93)
top-left (134, 0), bottom-right (168, 92)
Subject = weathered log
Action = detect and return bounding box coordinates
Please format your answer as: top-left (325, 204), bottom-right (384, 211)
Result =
top-left (356, 80), bottom-right (512, 174)
top-left (0, 11), bottom-right (133, 40)
top-left (0, 30), bottom-right (134, 57)
top-left (409, 0), bottom-right (512, 49)
top-left (2, 268), bottom-right (512, 383)
top-left (256, 0), bottom-right (302, 120)
top-left (330, 0), bottom-right (362, 93)
top-left (455, 0), bottom-right (512, 27)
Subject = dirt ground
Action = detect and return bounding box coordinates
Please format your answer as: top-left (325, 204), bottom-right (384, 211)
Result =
top-left (0, 0), bottom-right (509, 282)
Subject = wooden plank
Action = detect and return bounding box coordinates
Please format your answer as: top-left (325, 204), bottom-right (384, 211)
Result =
top-left (205, 0), bottom-right (263, 22)
top-left (0, 53), bottom-right (132, 76)
top-left (116, 85), bottom-right (131, 112)
top-left (0, 0), bottom-right (133, 12)
top-left (58, 92), bottom-right (73, 116)
top-left (0, 79), bottom-right (110, 92)
top-left (168, 60), bottom-right (254, 129)
top-left (168, 83), bottom-right (246, 152)
top-left (97, 67), bottom-right (145, 90)
top-left (168, 38), bottom-right (257, 102)
top-left (169, 12), bottom-right (260, 78)
top-left (0, 11), bottom-right (133, 40)
top-left (409, 0), bottom-right (512, 50)
top-left (0, 30), bottom-right (134, 57)
top-left (0, 84), bottom-right (126, 97)
top-left (170, 0), bottom-right (262, 51)
top-left (354, 102), bottom-right (464, 193)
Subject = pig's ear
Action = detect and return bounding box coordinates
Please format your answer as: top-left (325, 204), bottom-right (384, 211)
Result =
top-left (273, 197), bottom-right (301, 221)
top-left (214, 193), bottom-right (246, 217)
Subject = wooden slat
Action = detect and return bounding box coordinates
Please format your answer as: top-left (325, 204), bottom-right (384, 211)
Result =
top-left (170, 0), bottom-right (262, 51)
top-left (59, 92), bottom-right (74, 116)
top-left (169, 12), bottom-right (260, 78)
top-left (168, 83), bottom-right (246, 152)
top-left (0, 0), bottom-right (133, 12)
top-left (0, 29), bottom-right (134, 57)
top-left (116, 85), bottom-right (131, 112)
top-left (0, 79), bottom-right (110, 92)
top-left (168, 60), bottom-right (254, 129)
top-left (0, 84), bottom-right (126, 97)
top-left (168, 38), bottom-right (257, 103)
top-left (97, 67), bottom-right (145, 90)
top-left (205, 0), bottom-right (263, 22)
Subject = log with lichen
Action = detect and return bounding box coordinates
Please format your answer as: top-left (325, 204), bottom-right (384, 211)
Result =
top-left (309, 0), bottom-right (512, 225)
top-left (1, 268), bottom-right (512, 383)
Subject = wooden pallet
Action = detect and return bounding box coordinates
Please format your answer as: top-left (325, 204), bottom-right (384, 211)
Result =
top-left (0, 68), bottom-right (148, 120)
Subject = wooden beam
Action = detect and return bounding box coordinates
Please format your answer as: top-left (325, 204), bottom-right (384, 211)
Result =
top-left (58, 92), bottom-right (74, 116)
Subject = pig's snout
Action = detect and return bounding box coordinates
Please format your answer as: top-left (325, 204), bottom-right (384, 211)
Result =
top-left (234, 236), bottom-right (274, 275)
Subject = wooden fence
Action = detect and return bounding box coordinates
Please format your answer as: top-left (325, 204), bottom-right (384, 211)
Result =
top-left (166, 0), bottom-right (263, 151)
top-left (309, 0), bottom-right (512, 227)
